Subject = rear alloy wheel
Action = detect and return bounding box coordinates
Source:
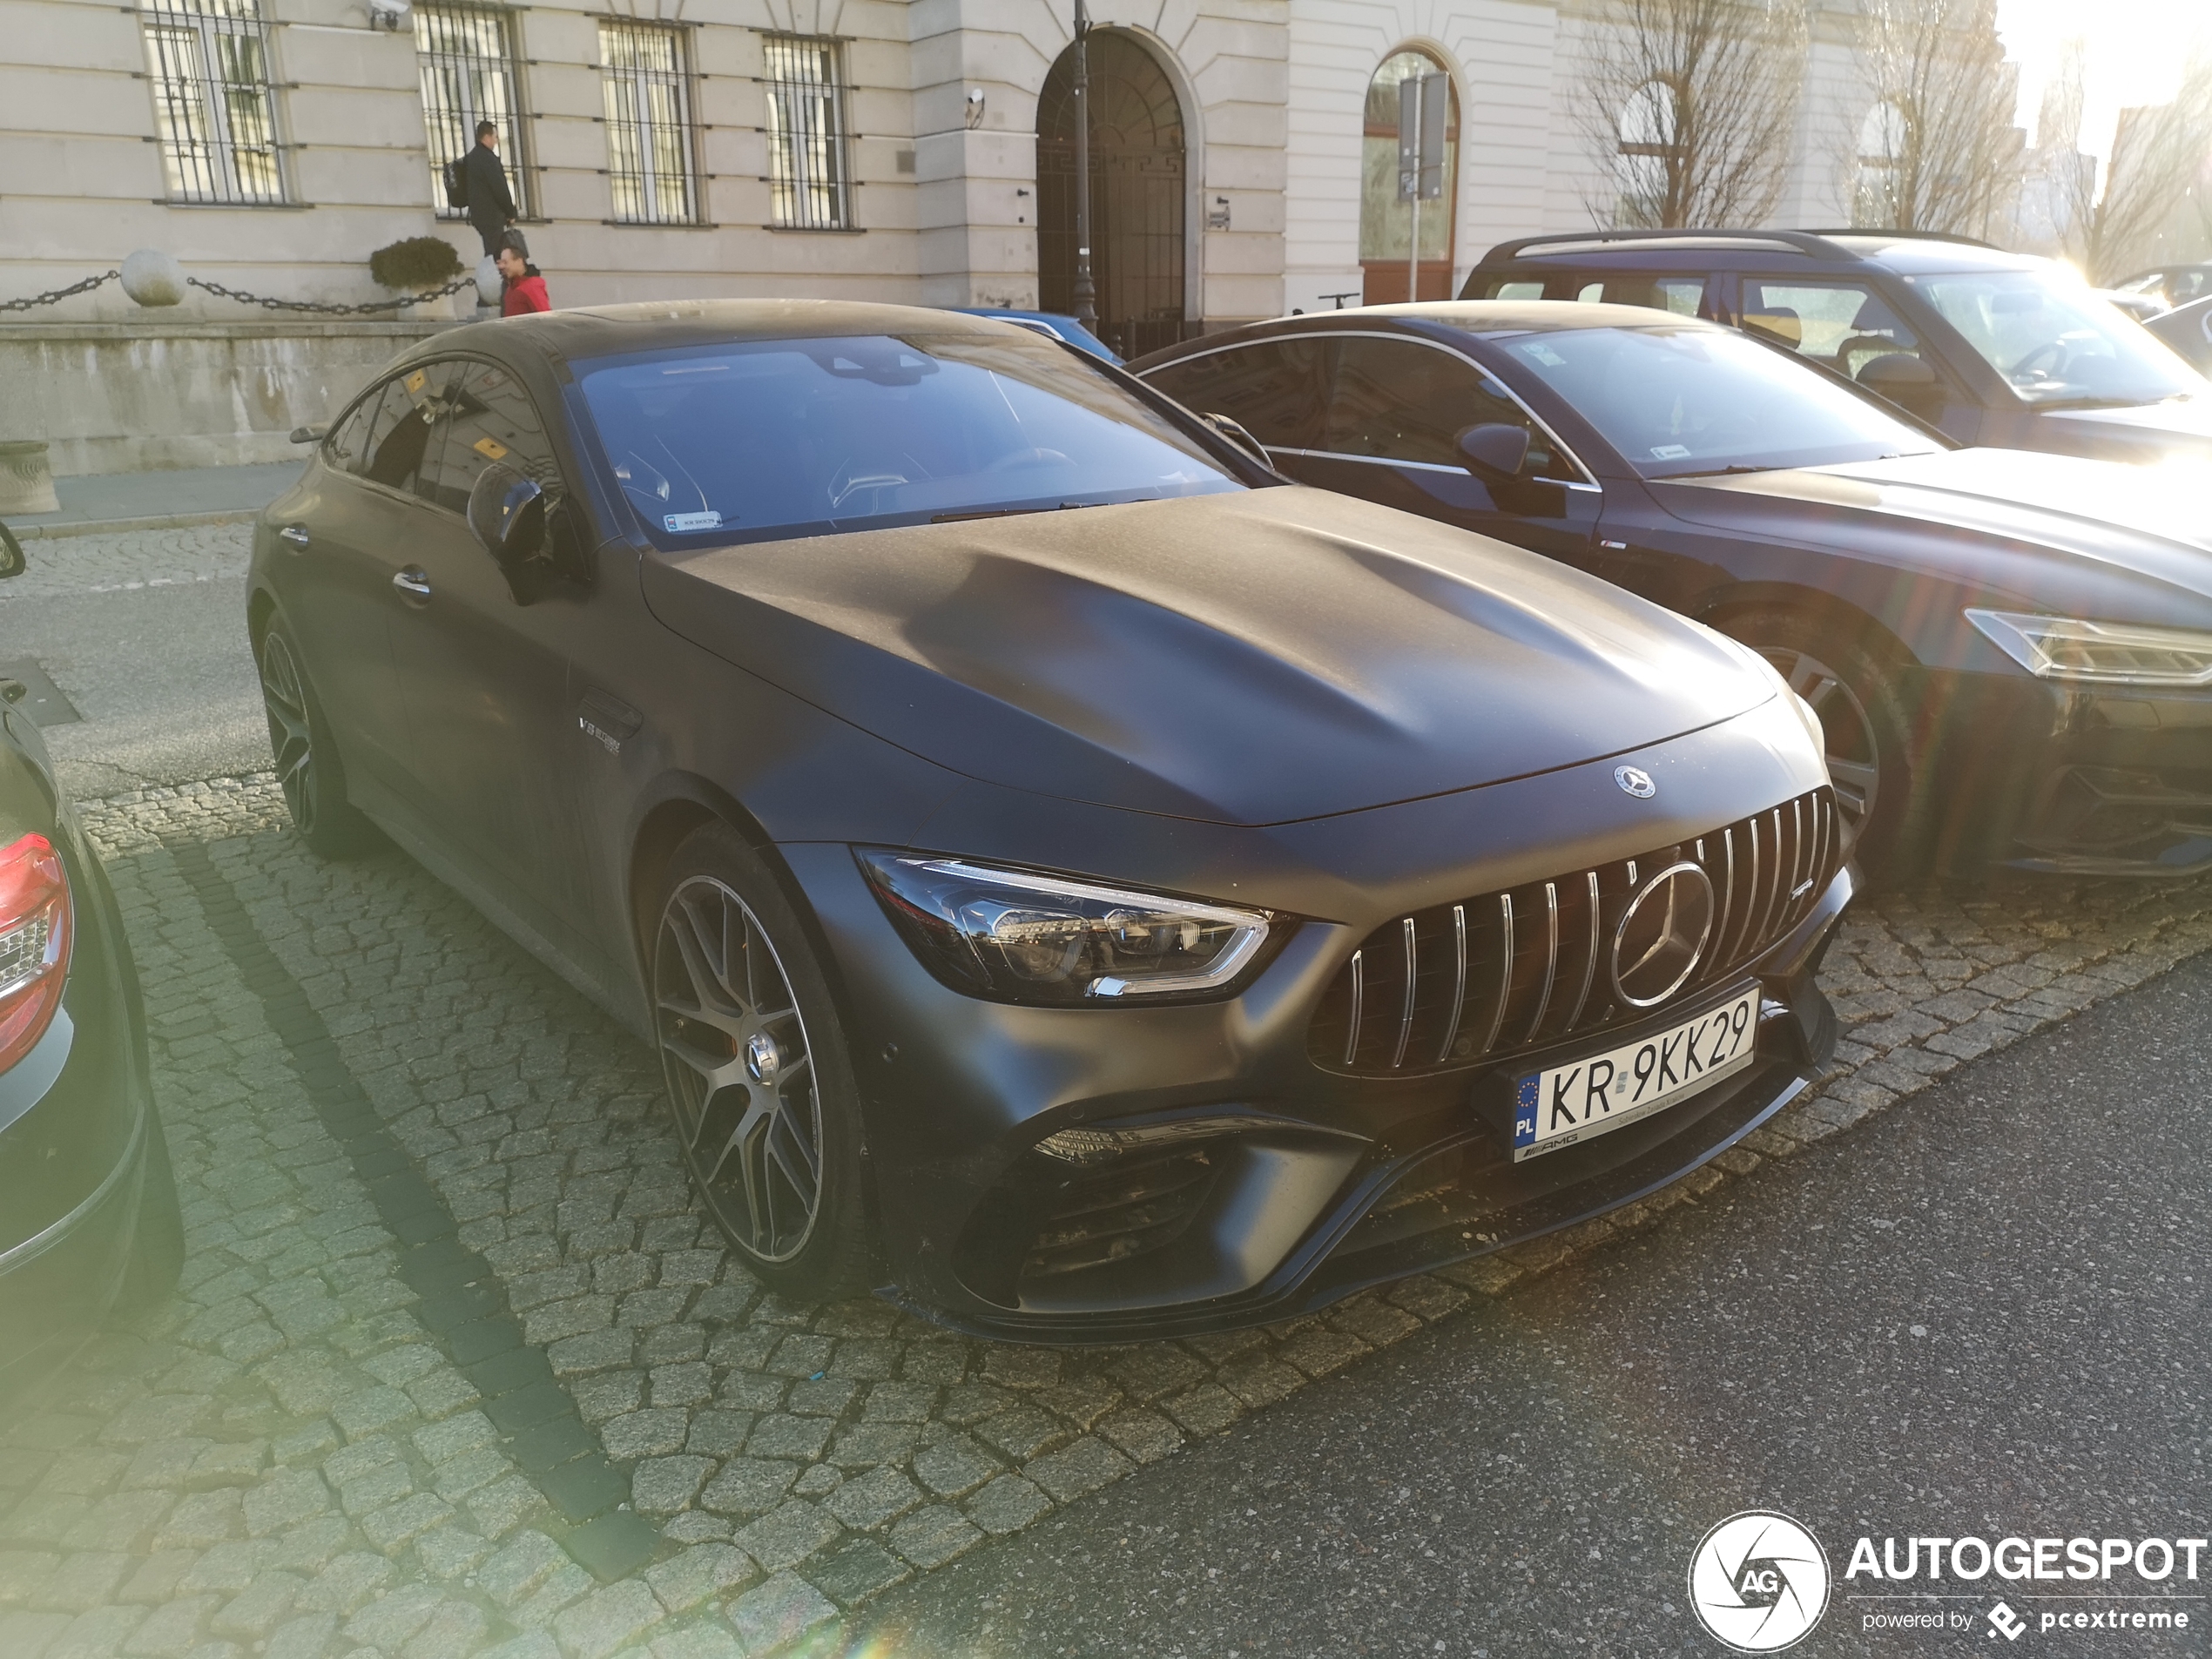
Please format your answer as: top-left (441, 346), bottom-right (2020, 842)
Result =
top-left (1723, 610), bottom-right (1925, 882)
top-left (651, 822), bottom-right (873, 1299)
top-left (257, 619), bottom-right (380, 857)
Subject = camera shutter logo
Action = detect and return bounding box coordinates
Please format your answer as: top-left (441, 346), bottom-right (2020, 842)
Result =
top-left (1687, 1511), bottom-right (1830, 1652)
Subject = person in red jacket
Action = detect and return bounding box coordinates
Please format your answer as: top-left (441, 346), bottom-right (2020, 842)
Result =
top-left (496, 238), bottom-right (550, 316)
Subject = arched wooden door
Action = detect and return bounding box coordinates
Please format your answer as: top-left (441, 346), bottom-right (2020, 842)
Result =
top-left (1038, 32), bottom-right (1187, 357)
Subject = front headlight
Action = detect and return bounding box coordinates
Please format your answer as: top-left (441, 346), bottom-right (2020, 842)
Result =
top-left (857, 852), bottom-right (1273, 1004)
top-left (1966, 610), bottom-right (2212, 687)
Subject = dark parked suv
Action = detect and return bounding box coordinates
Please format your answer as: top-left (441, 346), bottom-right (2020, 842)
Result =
top-left (1460, 230), bottom-right (2212, 462)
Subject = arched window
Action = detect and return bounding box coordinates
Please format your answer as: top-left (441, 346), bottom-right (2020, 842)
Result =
top-left (1854, 100), bottom-right (1907, 228)
top-left (1615, 80), bottom-right (1682, 228)
top-left (1358, 49), bottom-right (1458, 304)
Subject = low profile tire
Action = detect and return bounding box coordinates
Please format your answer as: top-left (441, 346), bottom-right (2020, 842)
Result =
top-left (1720, 609), bottom-right (1927, 882)
top-left (113, 1107), bottom-right (184, 1315)
top-left (257, 616), bottom-right (380, 858)
top-left (651, 821), bottom-right (876, 1302)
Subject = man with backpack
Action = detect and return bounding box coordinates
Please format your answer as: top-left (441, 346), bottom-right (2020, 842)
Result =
top-left (450, 120), bottom-right (518, 258)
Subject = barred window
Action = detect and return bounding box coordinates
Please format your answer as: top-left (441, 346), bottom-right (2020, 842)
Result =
top-left (764, 34), bottom-right (852, 231)
top-left (600, 20), bottom-right (699, 226)
top-left (415, 4), bottom-right (529, 219)
top-left (140, 0), bottom-right (286, 205)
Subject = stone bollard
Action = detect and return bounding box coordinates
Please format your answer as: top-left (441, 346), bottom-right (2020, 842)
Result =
top-left (0, 442), bottom-right (60, 516)
top-left (475, 255), bottom-right (501, 311)
top-left (120, 249), bottom-right (187, 307)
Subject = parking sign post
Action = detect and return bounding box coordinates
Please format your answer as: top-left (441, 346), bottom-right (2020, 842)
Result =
top-left (1396, 71), bottom-right (1447, 302)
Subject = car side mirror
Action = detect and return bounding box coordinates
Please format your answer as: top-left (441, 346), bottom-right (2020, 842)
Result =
top-left (467, 463), bottom-right (546, 567)
top-left (289, 424), bottom-right (327, 446)
top-left (1200, 411), bottom-right (1270, 466)
top-left (1457, 422), bottom-right (1531, 483)
top-left (0, 519), bottom-right (23, 580)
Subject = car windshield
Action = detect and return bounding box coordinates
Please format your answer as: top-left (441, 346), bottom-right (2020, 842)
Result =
top-left (575, 332), bottom-right (1238, 546)
top-left (1914, 269), bottom-right (2202, 408)
top-left (1497, 324), bottom-right (1939, 479)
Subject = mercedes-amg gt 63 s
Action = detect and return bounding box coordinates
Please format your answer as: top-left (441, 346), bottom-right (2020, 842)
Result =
top-left (0, 531), bottom-right (184, 1395)
top-left (249, 301), bottom-right (1850, 1340)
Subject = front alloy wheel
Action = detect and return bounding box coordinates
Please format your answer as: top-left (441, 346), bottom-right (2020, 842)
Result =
top-left (1757, 644), bottom-right (1880, 850)
top-left (655, 874), bottom-right (826, 1263)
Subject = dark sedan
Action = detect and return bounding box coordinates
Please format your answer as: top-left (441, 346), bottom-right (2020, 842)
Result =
top-left (252, 300), bottom-right (1846, 1341)
top-left (2146, 294), bottom-right (2212, 376)
top-left (1136, 301), bottom-right (2212, 880)
top-left (0, 534), bottom-right (182, 1395)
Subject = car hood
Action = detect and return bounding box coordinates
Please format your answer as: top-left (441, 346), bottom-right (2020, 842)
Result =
top-left (1656, 447), bottom-right (2212, 608)
top-left (2027, 394), bottom-right (2212, 461)
top-left (640, 486), bottom-right (1776, 826)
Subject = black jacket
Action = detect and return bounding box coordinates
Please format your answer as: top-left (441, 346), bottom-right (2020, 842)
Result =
top-left (463, 142), bottom-right (517, 238)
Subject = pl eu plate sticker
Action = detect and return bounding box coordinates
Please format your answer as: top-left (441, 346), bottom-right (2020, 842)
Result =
top-left (665, 511), bottom-right (723, 533)
top-left (1514, 1075), bottom-right (1539, 1150)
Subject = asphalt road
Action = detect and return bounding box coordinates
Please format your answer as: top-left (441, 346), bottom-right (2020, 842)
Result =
top-left (0, 526), bottom-right (269, 797)
top-left (854, 953), bottom-right (2212, 1658)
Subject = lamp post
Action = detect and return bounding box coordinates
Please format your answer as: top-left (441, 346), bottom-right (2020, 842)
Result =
top-left (1070, 0), bottom-right (1097, 333)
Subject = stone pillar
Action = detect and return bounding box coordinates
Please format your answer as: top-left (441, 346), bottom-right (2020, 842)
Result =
top-left (0, 442), bottom-right (59, 516)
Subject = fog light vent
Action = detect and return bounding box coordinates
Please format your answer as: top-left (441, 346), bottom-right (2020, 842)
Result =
top-left (1021, 1150), bottom-right (1217, 1281)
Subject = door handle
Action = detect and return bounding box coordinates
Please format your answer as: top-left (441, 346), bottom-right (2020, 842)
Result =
top-left (279, 524), bottom-right (310, 550)
top-left (392, 567), bottom-right (432, 604)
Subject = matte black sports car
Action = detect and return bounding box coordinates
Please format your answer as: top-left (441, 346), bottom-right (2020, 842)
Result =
top-left (251, 301), bottom-right (1846, 1340)
top-left (1137, 302), bottom-right (2212, 880)
top-left (0, 530), bottom-right (183, 1394)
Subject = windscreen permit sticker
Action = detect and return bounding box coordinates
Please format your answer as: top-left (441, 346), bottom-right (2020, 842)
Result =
top-left (1520, 343), bottom-right (1568, 367)
top-left (664, 511), bottom-right (723, 533)
top-left (1650, 444), bottom-right (1692, 460)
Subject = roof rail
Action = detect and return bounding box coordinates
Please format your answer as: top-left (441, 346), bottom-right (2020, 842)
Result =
top-left (1480, 228), bottom-right (1858, 264)
top-left (1796, 227), bottom-right (2001, 250)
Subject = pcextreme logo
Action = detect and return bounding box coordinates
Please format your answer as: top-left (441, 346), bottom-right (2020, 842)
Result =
top-left (1688, 1511), bottom-right (1831, 1652)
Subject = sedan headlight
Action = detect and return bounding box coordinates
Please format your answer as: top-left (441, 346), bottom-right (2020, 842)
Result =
top-left (1966, 610), bottom-right (2212, 687)
top-left (857, 852), bottom-right (1273, 1004)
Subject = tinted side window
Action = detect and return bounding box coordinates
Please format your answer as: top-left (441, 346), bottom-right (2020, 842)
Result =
top-left (324, 387), bottom-right (386, 476)
top-left (419, 361), bottom-right (558, 518)
top-left (1741, 280), bottom-right (1921, 381)
top-left (1570, 274), bottom-right (1707, 315)
top-left (1142, 340), bottom-right (1334, 449)
top-left (362, 363), bottom-right (446, 493)
top-left (1322, 337), bottom-right (1575, 480)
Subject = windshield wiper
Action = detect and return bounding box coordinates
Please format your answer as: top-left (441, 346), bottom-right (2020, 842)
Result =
top-left (1669, 463), bottom-right (1781, 477)
top-left (929, 499), bottom-right (1154, 525)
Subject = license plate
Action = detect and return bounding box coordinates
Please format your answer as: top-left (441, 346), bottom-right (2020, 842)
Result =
top-left (1511, 987), bottom-right (1761, 1162)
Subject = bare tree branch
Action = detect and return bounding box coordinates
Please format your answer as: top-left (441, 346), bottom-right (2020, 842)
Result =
top-left (1848, 0), bottom-right (2021, 238)
top-left (1575, 0), bottom-right (1811, 229)
top-left (2049, 56), bottom-right (2212, 281)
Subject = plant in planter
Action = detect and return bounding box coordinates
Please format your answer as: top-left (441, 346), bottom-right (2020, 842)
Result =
top-left (370, 237), bottom-right (464, 292)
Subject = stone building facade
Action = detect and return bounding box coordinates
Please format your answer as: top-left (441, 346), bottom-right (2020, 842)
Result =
top-left (3, 0), bottom-right (1886, 334)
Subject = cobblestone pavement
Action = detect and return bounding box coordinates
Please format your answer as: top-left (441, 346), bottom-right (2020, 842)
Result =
top-left (4, 773), bottom-right (2212, 1659)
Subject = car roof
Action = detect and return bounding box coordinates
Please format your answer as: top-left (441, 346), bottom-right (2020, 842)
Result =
top-left (419, 299), bottom-right (1029, 367)
top-left (1321, 299), bottom-right (1718, 336)
top-left (1474, 227), bottom-right (2040, 278)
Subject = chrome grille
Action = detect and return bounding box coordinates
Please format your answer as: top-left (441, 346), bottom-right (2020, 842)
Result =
top-left (1309, 787), bottom-right (1838, 1077)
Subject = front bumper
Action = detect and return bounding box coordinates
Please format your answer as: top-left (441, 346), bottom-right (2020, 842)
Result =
top-left (782, 700), bottom-right (1848, 1341)
top-left (1913, 668), bottom-right (2212, 876)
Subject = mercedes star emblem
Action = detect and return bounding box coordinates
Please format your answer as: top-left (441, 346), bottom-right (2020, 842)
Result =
top-left (1615, 765), bottom-right (1657, 799)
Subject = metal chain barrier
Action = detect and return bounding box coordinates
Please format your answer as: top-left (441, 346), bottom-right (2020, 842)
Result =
top-left (186, 273), bottom-right (479, 317)
top-left (0, 270), bottom-right (120, 313)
